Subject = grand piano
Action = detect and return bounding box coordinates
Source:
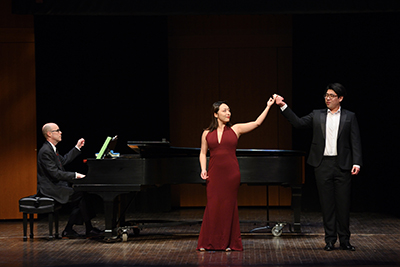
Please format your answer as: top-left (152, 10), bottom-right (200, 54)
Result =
top-left (73, 141), bottom-right (305, 240)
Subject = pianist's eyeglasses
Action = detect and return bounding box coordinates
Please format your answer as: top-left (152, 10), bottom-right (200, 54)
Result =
top-left (51, 129), bottom-right (61, 133)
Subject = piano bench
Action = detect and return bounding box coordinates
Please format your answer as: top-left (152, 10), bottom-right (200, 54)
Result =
top-left (19, 196), bottom-right (61, 241)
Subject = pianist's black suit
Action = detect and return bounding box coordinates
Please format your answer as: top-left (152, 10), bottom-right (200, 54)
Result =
top-left (37, 141), bottom-right (81, 204)
top-left (37, 141), bottom-right (94, 226)
top-left (281, 106), bottom-right (362, 245)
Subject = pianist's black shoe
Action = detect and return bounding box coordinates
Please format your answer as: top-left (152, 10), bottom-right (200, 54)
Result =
top-left (62, 229), bottom-right (81, 239)
top-left (324, 242), bottom-right (335, 251)
top-left (340, 242), bottom-right (356, 251)
top-left (86, 227), bottom-right (103, 238)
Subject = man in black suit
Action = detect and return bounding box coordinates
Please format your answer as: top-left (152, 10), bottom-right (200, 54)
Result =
top-left (37, 122), bottom-right (101, 238)
top-left (275, 83), bottom-right (362, 251)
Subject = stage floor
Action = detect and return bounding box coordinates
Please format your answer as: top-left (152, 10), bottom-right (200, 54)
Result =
top-left (1, 208), bottom-right (400, 267)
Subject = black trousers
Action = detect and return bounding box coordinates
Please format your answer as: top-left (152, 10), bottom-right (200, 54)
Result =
top-left (67, 191), bottom-right (95, 226)
top-left (314, 156), bottom-right (352, 244)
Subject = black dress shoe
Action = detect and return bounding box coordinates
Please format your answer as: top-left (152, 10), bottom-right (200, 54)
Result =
top-left (340, 242), bottom-right (356, 251)
top-left (86, 227), bottom-right (103, 237)
top-left (62, 229), bottom-right (81, 239)
top-left (324, 242), bottom-right (335, 251)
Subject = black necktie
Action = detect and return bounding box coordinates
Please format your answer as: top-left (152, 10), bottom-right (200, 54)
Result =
top-left (56, 150), bottom-right (64, 170)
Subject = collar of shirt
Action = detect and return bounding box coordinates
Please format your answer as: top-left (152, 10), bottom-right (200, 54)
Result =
top-left (48, 141), bottom-right (57, 153)
top-left (327, 106), bottom-right (341, 115)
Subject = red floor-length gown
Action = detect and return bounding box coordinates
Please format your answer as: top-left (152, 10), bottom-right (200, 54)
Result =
top-left (197, 126), bottom-right (243, 251)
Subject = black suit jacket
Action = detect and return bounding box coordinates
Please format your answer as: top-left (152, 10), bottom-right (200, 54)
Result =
top-left (37, 141), bottom-right (81, 204)
top-left (282, 106), bottom-right (362, 170)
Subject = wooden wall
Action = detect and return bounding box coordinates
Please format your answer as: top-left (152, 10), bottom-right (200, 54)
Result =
top-left (167, 15), bottom-right (294, 207)
top-left (0, 1), bottom-right (36, 219)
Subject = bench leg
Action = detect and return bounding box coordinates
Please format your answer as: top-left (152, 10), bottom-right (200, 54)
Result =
top-left (48, 213), bottom-right (54, 240)
top-left (54, 211), bottom-right (59, 239)
top-left (29, 213), bottom-right (34, 239)
top-left (23, 213), bottom-right (28, 241)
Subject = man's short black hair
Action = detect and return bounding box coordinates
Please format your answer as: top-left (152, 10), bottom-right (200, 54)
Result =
top-left (326, 83), bottom-right (347, 98)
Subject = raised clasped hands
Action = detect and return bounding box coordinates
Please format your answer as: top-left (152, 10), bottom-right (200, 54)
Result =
top-left (273, 94), bottom-right (286, 107)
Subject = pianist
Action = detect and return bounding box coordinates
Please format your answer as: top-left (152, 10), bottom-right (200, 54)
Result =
top-left (36, 122), bottom-right (102, 238)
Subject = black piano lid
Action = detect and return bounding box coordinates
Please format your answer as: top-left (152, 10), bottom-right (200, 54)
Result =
top-left (127, 141), bottom-right (304, 158)
top-left (127, 140), bottom-right (170, 146)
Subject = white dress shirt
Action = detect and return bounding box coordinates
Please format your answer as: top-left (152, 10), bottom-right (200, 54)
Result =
top-left (324, 107), bottom-right (340, 156)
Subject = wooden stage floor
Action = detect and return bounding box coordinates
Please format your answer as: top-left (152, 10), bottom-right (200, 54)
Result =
top-left (1, 208), bottom-right (400, 267)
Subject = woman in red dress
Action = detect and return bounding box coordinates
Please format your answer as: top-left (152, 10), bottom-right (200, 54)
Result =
top-left (197, 96), bottom-right (276, 251)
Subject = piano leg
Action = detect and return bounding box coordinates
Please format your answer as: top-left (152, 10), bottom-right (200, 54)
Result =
top-left (103, 196), bottom-right (116, 239)
top-left (95, 192), bottom-right (132, 241)
top-left (291, 186), bottom-right (302, 232)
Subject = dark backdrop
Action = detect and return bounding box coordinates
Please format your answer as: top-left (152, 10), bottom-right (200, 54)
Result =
top-left (34, 13), bottom-right (400, 216)
top-left (35, 15), bottom-right (169, 175)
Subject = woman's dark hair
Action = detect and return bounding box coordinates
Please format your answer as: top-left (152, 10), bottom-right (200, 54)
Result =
top-left (325, 83), bottom-right (347, 98)
top-left (206, 101), bottom-right (232, 132)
